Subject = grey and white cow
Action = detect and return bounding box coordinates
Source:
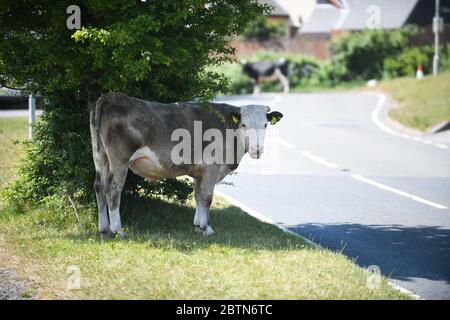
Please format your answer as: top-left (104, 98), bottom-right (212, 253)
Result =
top-left (90, 92), bottom-right (283, 237)
top-left (241, 58), bottom-right (289, 95)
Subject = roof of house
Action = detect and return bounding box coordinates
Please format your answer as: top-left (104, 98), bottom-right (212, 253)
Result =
top-left (260, 0), bottom-right (290, 16)
top-left (300, 3), bottom-right (341, 33)
top-left (263, 0), bottom-right (320, 28)
top-left (407, 0), bottom-right (450, 25)
top-left (301, 0), bottom-right (420, 34)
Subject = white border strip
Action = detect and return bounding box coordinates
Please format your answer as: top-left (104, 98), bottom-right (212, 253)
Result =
top-left (351, 174), bottom-right (448, 210)
top-left (371, 94), bottom-right (400, 137)
top-left (301, 150), bottom-right (339, 168)
top-left (372, 94), bottom-right (448, 150)
top-left (389, 282), bottom-right (422, 300)
top-left (214, 189), bottom-right (320, 249)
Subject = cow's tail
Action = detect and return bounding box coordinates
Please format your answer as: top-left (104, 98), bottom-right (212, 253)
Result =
top-left (90, 95), bottom-right (108, 171)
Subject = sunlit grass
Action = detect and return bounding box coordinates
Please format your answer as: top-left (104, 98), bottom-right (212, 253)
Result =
top-left (0, 117), bottom-right (28, 195)
top-left (381, 72), bottom-right (450, 131)
top-left (0, 117), bottom-right (410, 299)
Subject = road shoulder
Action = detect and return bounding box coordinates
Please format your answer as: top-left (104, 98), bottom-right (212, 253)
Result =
top-left (371, 91), bottom-right (449, 149)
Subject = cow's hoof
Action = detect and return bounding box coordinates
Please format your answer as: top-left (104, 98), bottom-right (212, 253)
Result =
top-left (194, 225), bottom-right (214, 236)
top-left (203, 226), bottom-right (215, 236)
top-left (194, 225), bottom-right (203, 234)
top-left (114, 231), bottom-right (127, 239)
top-left (99, 230), bottom-right (114, 239)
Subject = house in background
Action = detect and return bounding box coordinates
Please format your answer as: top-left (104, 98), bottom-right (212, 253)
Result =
top-left (260, 0), bottom-right (317, 38)
top-left (0, 87), bottom-right (42, 110)
top-left (301, 0), bottom-right (419, 34)
top-left (233, 0), bottom-right (341, 57)
top-left (0, 87), bottom-right (28, 109)
top-left (233, 0), bottom-right (450, 59)
top-left (297, 0), bottom-right (450, 58)
top-left (296, 0), bottom-right (420, 58)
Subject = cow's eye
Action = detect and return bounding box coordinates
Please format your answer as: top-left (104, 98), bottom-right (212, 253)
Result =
top-left (242, 124), bottom-right (246, 128)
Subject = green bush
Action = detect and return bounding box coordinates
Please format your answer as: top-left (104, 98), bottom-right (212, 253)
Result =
top-left (287, 55), bottom-right (322, 87)
top-left (0, 1), bottom-right (266, 210)
top-left (244, 16), bottom-right (287, 42)
top-left (438, 44), bottom-right (450, 72)
top-left (383, 44), bottom-right (450, 78)
top-left (330, 26), bottom-right (418, 81)
top-left (383, 46), bottom-right (432, 78)
top-left (213, 52), bottom-right (325, 93)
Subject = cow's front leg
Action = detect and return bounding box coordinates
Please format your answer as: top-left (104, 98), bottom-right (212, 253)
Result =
top-left (193, 174), bottom-right (217, 236)
top-left (280, 75), bottom-right (290, 93)
top-left (252, 78), bottom-right (261, 95)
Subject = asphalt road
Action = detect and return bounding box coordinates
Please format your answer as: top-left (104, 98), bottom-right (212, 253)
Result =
top-left (214, 92), bottom-right (450, 300)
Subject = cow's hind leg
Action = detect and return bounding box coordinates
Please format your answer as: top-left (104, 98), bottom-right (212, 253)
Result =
top-left (105, 164), bottom-right (128, 238)
top-left (94, 170), bottom-right (110, 236)
top-left (193, 172), bottom-right (217, 236)
top-left (92, 146), bottom-right (111, 236)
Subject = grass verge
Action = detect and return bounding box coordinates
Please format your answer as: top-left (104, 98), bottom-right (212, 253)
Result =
top-left (379, 72), bottom-right (450, 131)
top-left (0, 117), bottom-right (27, 194)
top-left (0, 117), bottom-right (410, 299)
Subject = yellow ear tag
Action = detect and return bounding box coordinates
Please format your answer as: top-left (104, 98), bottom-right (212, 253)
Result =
top-left (232, 115), bottom-right (240, 124)
top-left (270, 116), bottom-right (277, 125)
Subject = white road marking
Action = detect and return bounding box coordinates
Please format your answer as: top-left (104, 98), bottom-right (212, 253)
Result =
top-left (216, 184), bottom-right (420, 299)
top-left (271, 136), bottom-right (296, 149)
top-left (371, 94), bottom-right (400, 137)
top-left (301, 150), bottom-right (339, 168)
top-left (372, 94), bottom-right (449, 150)
top-left (351, 174), bottom-right (448, 210)
top-left (297, 146), bottom-right (447, 210)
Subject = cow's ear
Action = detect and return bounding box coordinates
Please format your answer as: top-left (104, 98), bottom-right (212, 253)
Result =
top-left (267, 111), bottom-right (283, 125)
top-left (231, 112), bottom-right (241, 125)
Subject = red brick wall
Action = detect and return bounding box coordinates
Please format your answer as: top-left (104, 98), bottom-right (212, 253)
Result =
top-left (229, 34), bottom-right (331, 60)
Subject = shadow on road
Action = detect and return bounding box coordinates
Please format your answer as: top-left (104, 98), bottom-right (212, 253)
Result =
top-left (290, 223), bottom-right (450, 284)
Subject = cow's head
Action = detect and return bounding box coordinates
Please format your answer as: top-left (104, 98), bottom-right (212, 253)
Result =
top-left (231, 105), bottom-right (283, 159)
top-left (240, 60), bottom-right (253, 75)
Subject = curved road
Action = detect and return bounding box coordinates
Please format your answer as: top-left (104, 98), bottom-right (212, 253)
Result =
top-left (215, 92), bottom-right (450, 300)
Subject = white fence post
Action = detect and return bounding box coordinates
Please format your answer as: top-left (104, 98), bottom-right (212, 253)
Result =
top-left (433, 0), bottom-right (441, 76)
top-left (28, 94), bottom-right (36, 140)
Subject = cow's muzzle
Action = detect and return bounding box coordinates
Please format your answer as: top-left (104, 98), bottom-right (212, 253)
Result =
top-left (249, 146), bottom-right (263, 159)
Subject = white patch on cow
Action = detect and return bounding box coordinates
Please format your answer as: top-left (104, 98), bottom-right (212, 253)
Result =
top-left (239, 105), bottom-right (269, 159)
top-left (193, 210), bottom-right (200, 226)
top-left (129, 126), bottom-right (144, 140)
top-left (109, 207), bottom-right (122, 233)
top-left (98, 206), bottom-right (109, 233)
top-left (129, 146), bottom-right (164, 179)
top-left (193, 204), bottom-right (215, 236)
top-left (203, 225), bottom-right (214, 236)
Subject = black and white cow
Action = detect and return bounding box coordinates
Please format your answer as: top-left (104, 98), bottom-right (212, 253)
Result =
top-left (90, 93), bottom-right (283, 237)
top-left (241, 58), bottom-right (289, 94)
